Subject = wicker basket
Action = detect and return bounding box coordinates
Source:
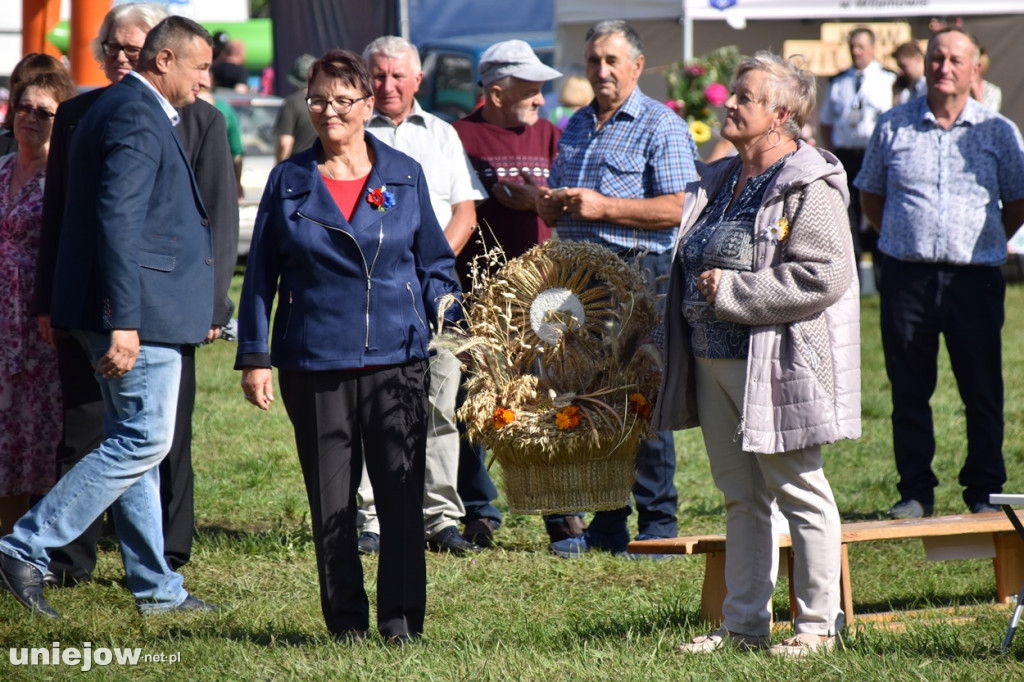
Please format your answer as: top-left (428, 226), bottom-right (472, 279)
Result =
top-left (494, 422), bottom-right (645, 514)
top-left (446, 240), bottom-right (661, 515)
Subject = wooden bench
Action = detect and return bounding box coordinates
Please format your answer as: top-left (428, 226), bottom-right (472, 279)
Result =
top-left (627, 511), bottom-right (1024, 623)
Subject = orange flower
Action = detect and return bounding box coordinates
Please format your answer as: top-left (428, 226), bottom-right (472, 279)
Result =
top-left (629, 393), bottom-right (651, 419)
top-left (493, 407), bottom-right (516, 429)
top-left (555, 405), bottom-right (581, 430)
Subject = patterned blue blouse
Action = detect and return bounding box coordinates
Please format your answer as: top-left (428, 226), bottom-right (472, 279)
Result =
top-left (680, 153), bottom-right (790, 359)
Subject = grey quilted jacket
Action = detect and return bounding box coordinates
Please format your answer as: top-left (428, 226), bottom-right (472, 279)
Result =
top-left (653, 142), bottom-right (862, 454)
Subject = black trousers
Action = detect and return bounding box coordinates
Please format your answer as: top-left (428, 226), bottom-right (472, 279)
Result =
top-left (880, 259), bottom-right (1006, 508)
top-left (48, 338), bottom-right (196, 577)
top-left (279, 360), bottom-right (428, 639)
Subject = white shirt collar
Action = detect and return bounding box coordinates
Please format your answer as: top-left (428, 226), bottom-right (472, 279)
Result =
top-left (126, 71), bottom-right (180, 126)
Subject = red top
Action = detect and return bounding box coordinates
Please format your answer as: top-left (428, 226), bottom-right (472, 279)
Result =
top-left (323, 173), bottom-right (370, 221)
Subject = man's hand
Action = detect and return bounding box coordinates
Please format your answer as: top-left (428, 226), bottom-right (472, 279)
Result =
top-left (493, 171), bottom-right (542, 212)
top-left (560, 187), bottom-right (608, 221)
top-left (536, 187), bottom-right (566, 227)
top-left (204, 325), bottom-right (222, 345)
top-left (241, 367), bottom-right (275, 410)
top-left (100, 329), bottom-right (140, 379)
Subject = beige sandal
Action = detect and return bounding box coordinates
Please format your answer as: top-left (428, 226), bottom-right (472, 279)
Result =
top-left (768, 632), bottom-right (837, 658)
top-left (677, 628), bottom-right (769, 654)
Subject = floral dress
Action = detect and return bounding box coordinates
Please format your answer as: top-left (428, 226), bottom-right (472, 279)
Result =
top-left (0, 153), bottom-right (61, 496)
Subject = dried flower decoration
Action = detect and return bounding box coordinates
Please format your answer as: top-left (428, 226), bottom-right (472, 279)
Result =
top-left (628, 393), bottom-right (651, 419)
top-left (493, 407), bottom-right (516, 429)
top-left (555, 405), bottom-right (581, 431)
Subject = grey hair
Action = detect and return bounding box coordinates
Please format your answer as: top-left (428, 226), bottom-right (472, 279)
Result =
top-left (363, 35), bottom-right (421, 73)
top-left (91, 2), bottom-right (168, 64)
top-left (585, 20), bottom-right (643, 60)
top-left (732, 51), bottom-right (816, 139)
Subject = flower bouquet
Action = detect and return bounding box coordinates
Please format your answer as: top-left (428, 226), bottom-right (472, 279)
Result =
top-left (437, 240), bottom-right (662, 514)
top-left (665, 46), bottom-right (743, 145)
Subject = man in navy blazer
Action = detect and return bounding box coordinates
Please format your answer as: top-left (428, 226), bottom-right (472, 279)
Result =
top-left (0, 16), bottom-right (220, 619)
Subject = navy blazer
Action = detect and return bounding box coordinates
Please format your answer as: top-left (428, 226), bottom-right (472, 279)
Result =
top-left (49, 75), bottom-right (214, 345)
top-left (235, 134), bottom-right (462, 371)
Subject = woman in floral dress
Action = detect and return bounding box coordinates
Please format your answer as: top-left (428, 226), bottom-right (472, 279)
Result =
top-left (0, 70), bottom-right (76, 531)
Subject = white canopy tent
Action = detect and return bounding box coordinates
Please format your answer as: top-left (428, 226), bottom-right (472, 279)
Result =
top-left (554, 0), bottom-right (1024, 128)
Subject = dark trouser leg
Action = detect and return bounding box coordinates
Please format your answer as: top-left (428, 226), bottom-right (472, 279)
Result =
top-left (47, 333), bottom-right (106, 580)
top-left (629, 249), bottom-right (678, 537)
top-left (280, 368), bottom-right (370, 635)
top-left (880, 260), bottom-right (941, 506)
top-left (280, 363), bottom-right (428, 639)
top-left (632, 430), bottom-right (679, 537)
top-left (360, 361), bottom-right (428, 638)
top-left (160, 344), bottom-right (195, 571)
top-left (939, 266), bottom-right (1006, 507)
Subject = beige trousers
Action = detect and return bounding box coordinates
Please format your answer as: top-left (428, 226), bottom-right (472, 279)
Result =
top-left (358, 347), bottom-right (465, 537)
top-left (695, 356), bottom-right (844, 637)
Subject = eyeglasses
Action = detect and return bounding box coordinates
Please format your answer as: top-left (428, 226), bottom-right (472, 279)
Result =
top-left (101, 41), bottom-right (143, 60)
top-left (14, 104), bottom-right (56, 121)
top-left (306, 96), bottom-right (368, 115)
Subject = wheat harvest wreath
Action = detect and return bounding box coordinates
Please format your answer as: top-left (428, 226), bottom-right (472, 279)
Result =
top-left (437, 240), bottom-right (663, 514)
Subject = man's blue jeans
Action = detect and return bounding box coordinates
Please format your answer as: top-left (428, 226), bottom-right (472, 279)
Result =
top-left (0, 331), bottom-right (188, 611)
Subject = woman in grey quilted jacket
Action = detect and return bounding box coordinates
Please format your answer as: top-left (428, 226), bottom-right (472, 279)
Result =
top-left (659, 52), bottom-right (861, 658)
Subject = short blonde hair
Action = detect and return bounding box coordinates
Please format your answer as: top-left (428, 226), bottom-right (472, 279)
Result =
top-left (558, 74), bottom-right (593, 108)
top-left (732, 51), bottom-right (815, 139)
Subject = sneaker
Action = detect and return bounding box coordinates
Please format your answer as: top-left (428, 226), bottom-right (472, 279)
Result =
top-left (677, 628), bottom-right (769, 654)
top-left (357, 532), bottom-right (380, 555)
top-left (549, 530), bottom-right (627, 558)
top-left (768, 632), bottom-right (837, 658)
top-left (886, 499), bottom-right (932, 519)
top-left (969, 502), bottom-right (1002, 514)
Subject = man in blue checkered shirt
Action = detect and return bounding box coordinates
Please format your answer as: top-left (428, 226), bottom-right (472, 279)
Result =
top-left (537, 19), bottom-right (698, 558)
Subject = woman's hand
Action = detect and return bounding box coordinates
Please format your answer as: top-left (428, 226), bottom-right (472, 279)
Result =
top-left (698, 268), bottom-right (723, 305)
top-left (241, 367), bottom-right (275, 410)
top-left (37, 314), bottom-right (55, 347)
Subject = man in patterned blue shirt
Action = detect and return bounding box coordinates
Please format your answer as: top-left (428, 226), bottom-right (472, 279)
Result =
top-left (537, 19), bottom-right (698, 557)
top-left (856, 28), bottom-right (1024, 520)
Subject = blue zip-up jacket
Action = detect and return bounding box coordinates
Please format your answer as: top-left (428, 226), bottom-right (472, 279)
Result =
top-left (235, 134), bottom-right (462, 371)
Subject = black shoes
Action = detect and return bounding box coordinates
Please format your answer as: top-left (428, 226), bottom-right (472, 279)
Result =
top-left (357, 532), bottom-right (380, 555)
top-left (462, 517), bottom-right (495, 548)
top-left (427, 526), bottom-right (480, 555)
top-left (0, 552), bottom-right (61, 619)
top-left (43, 569), bottom-right (92, 589)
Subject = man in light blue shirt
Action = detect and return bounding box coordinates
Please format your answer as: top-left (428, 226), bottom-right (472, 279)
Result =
top-left (537, 20), bottom-right (698, 557)
top-left (856, 28), bottom-right (1024, 520)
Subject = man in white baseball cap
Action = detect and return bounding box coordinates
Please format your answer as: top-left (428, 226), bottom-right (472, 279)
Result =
top-left (476, 39), bottom-right (563, 87)
top-left (451, 39), bottom-right (566, 547)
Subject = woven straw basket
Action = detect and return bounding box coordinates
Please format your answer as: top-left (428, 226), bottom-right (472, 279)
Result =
top-left (449, 240), bottom-right (662, 515)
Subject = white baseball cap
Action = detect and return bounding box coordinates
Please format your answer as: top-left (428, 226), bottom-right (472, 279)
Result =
top-left (478, 40), bottom-right (562, 86)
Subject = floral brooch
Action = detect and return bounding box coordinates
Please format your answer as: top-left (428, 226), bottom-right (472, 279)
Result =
top-left (763, 216), bottom-right (789, 244)
top-left (366, 184), bottom-right (395, 212)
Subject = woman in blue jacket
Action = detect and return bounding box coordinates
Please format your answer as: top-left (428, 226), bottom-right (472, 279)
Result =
top-left (235, 49), bottom-right (461, 644)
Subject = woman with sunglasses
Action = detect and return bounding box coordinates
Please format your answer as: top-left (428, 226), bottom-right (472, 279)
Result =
top-left (0, 69), bottom-right (76, 531)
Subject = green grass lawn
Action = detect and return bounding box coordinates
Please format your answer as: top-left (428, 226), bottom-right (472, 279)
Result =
top-left (3, 276), bottom-right (1024, 681)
